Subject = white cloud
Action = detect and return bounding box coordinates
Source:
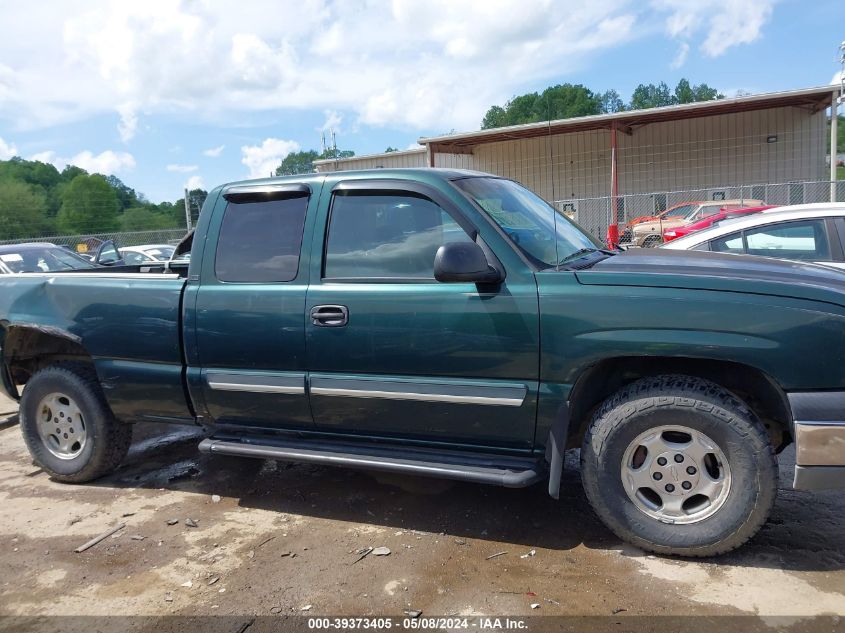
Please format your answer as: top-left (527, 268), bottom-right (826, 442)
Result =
top-left (670, 42), bottom-right (689, 69)
top-left (117, 102), bottom-right (138, 143)
top-left (654, 0), bottom-right (774, 58)
top-left (320, 110), bottom-right (342, 133)
top-left (0, 1), bottom-right (643, 134)
top-left (167, 163), bottom-right (198, 173)
top-left (29, 149), bottom-right (135, 175)
top-left (241, 138), bottom-right (300, 179)
top-left (0, 137), bottom-right (18, 159)
top-left (203, 144), bottom-right (225, 157)
top-left (185, 175), bottom-right (205, 190)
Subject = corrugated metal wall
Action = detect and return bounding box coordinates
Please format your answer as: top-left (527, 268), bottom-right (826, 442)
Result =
top-left (433, 105), bottom-right (828, 203)
top-left (315, 149), bottom-right (427, 172)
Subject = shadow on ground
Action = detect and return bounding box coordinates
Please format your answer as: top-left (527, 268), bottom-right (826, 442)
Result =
top-left (13, 418), bottom-right (845, 573)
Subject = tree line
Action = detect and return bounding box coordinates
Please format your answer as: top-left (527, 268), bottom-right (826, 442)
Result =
top-left (481, 79), bottom-right (724, 129)
top-left (0, 157), bottom-right (207, 241)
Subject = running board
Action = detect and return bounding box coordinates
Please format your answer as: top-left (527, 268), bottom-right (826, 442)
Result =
top-left (198, 436), bottom-right (544, 488)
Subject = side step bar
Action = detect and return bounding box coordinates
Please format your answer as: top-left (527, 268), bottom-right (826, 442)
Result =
top-left (198, 436), bottom-right (544, 488)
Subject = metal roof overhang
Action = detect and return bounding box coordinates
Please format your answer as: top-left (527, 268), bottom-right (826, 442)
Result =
top-left (421, 86), bottom-right (838, 154)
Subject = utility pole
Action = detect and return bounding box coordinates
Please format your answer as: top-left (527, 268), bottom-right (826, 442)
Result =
top-left (184, 188), bottom-right (192, 230)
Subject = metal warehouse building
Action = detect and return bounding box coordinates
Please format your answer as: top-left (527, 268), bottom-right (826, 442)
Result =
top-left (315, 85), bottom-right (841, 240)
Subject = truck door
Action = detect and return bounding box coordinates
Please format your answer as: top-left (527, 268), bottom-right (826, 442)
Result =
top-left (189, 183), bottom-right (318, 430)
top-left (305, 179), bottom-right (540, 449)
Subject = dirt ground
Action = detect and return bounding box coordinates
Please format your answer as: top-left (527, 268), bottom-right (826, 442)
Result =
top-left (1, 391), bottom-right (844, 629)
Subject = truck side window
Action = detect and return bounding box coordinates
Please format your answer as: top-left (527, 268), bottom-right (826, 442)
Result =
top-left (215, 195), bottom-right (308, 283)
top-left (324, 192), bottom-right (472, 280)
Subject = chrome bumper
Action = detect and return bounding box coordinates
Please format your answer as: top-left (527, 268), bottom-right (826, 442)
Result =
top-left (789, 392), bottom-right (845, 491)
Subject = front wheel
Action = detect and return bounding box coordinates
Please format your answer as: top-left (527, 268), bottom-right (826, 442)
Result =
top-left (19, 363), bottom-right (132, 483)
top-left (581, 375), bottom-right (777, 557)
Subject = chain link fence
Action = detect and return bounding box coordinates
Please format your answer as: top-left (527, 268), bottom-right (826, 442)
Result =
top-left (0, 228), bottom-right (189, 251)
top-left (555, 180), bottom-right (845, 244)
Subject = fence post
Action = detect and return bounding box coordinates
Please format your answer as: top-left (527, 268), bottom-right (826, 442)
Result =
top-left (184, 188), bottom-right (192, 230)
top-left (832, 92), bottom-right (840, 203)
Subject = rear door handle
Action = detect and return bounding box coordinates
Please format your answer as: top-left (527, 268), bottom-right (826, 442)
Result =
top-left (310, 304), bottom-right (349, 327)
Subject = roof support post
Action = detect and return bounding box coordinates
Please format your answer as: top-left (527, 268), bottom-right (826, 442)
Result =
top-left (832, 92), bottom-right (840, 203)
top-left (607, 122), bottom-right (620, 248)
top-left (427, 144), bottom-right (435, 168)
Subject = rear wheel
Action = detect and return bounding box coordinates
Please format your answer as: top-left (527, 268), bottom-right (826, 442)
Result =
top-left (581, 375), bottom-right (777, 557)
top-left (20, 363), bottom-right (132, 483)
top-left (642, 234), bottom-right (663, 248)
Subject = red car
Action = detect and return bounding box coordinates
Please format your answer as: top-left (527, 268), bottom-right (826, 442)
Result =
top-left (662, 205), bottom-right (778, 243)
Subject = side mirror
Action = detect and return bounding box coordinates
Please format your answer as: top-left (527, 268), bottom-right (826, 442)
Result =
top-left (434, 242), bottom-right (502, 284)
top-left (95, 240), bottom-right (123, 266)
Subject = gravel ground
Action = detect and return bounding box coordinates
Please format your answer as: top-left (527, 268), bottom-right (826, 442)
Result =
top-left (0, 394), bottom-right (844, 629)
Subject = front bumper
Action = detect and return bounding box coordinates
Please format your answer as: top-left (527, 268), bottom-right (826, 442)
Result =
top-left (789, 391), bottom-right (845, 491)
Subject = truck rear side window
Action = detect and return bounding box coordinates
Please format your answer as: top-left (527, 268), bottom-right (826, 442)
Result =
top-left (215, 195), bottom-right (308, 283)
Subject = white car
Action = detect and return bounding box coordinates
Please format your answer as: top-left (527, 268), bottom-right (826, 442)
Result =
top-left (661, 203), bottom-right (845, 270)
top-left (119, 243), bottom-right (177, 265)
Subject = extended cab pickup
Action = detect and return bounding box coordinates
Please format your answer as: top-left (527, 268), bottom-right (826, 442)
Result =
top-left (2, 169), bottom-right (845, 557)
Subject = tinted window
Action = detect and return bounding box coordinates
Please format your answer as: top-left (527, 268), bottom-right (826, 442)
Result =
top-left (324, 192), bottom-right (472, 279)
top-left (744, 220), bottom-right (830, 261)
top-left (710, 231), bottom-right (744, 254)
top-left (215, 195), bottom-right (308, 282)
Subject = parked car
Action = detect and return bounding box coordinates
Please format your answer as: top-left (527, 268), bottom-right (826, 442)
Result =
top-left (0, 242), bottom-right (98, 273)
top-left (662, 203), bottom-right (845, 270)
top-left (1, 170), bottom-right (844, 557)
top-left (119, 244), bottom-right (177, 265)
top-left (662, 205), bottom-right (778, 243)
top-left (626, 199), bottom-right (765, 247)
top-left (626, 201), bottom-right (707, 228)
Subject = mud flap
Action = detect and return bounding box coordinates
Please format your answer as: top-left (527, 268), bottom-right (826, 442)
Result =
top-left (546, 402), bottom-right (570, 499)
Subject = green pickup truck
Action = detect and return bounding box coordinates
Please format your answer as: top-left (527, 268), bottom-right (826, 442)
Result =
top-left (1, 169), bottom-right (844, 557)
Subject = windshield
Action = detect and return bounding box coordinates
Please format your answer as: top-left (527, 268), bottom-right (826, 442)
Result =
top-left (0, 246), bottom-right (96, 272)
top-left (453, 177), bottom-right (601, 268)
top-left (664, 203), bottom-right (698, 219)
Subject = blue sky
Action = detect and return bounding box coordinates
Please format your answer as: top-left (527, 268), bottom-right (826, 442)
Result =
top-left (0, 0), bottom-right (842, 202)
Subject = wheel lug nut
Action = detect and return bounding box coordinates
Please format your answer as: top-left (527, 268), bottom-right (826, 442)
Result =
top-left (653, 472), bottom-right (663, 481)
top-left (686, 466), bottom-right (697, 475)
top-left (657, 457), bottom-right (667, 466)
top-left (674, 454), bottom-right (684, 463)
top-left (682, 481), bottom-right (692, 490)
top-left (665, 484), bottom-right (675, 493)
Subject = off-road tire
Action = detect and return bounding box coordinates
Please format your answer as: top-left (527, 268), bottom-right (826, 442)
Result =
top-left (19, 363), bottom-right (132, 483)
top-left (642, 234), bottom-right (663, 248)
top-left (581, 374), bottom-right (777, 557)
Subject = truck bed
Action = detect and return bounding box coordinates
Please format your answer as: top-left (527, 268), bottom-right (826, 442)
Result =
top-left (0, 269), bottom-right (192, 423)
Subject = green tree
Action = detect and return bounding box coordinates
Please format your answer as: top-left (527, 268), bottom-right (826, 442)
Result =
top-left (105, 175), bottom-right (139, 211)
top-left (629, 81), bottom-right (674, 109)
top-left (599, 89), bottom-right (625, 113)
top-left (385, 146), bottom-right (399, 153)
top-left (121, 207), bottom-right (179, 231)
top-left (275, 149), bottom-right (320, 176)
top-left (0, 180), bottom-right (53, 239)
top-left (56, 174), bottom-right (120, 234)
top-left (480, 84), bottom-right (602, 129)
top-left (275, 148), bottom-right (356, 175)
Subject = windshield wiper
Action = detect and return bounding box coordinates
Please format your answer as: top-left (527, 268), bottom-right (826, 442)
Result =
top-left (559, 248), bottom-right (599, 264)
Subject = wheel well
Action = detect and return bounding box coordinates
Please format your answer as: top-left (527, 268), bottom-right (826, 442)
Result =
top-left (2, 325), bottom-right (93, 389)
top-left (566, 356), bottom-right (792, 451)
